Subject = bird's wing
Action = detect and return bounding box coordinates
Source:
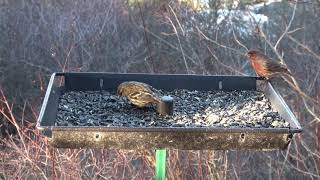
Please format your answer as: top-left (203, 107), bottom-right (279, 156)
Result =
top-left (136, 82), bottom-right (162, 97)
top-left (141, 92), bottom-right (161, 103)
top-left (132, 82), bottom-right (152, 92)
top-left (129, 90), bottom-right (161, 104)
top-left (265, 60), bottom-right (291, 75)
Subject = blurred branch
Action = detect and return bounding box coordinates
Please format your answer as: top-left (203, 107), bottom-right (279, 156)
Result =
top-left (274, 1), bottom-right (298, 51)
top-left (138, 1), bottom-right (154, 73)
top-left (287, 35), bottom-right (320, 61)
top-left (262, 29), bottom-right (320, 121)
top-left (166, 15), bottom-right (190, 73)
top-left (17, 60), bottom-right (53, 73)
top-left (168, 4), bottom-right (185, 36)
top-left (206, 46), bottom-right (246, 75)
top-left (232, 28), bottom-right (248, 51)
top-left (141, 26), bottom-right (197, 65)
top-left (255, 4), bottom-right (320, 122)
top-left (196, 26), bottom-right (245, 56)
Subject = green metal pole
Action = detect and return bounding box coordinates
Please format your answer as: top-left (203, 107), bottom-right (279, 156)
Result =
top-left (155, 149), bottom-right (166, 180)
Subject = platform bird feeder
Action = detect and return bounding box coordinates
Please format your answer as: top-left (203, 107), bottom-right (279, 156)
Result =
top-left (37, 72), bottom-right (302, 150)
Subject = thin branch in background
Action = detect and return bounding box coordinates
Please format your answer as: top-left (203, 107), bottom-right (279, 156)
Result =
top-left (166, 14), bottom-right (190, 73)
top-left (287, 27), bottom-right (303, 34)
top-left (196, 26), bottom-right (245, 56)
top-left (17, 60), bottom-right (52, 73)
top-left (280, 75), bottom-right (320, 106)
top-left (232, 28), bottom-right (248, 51)
top-left (232, 28), bottom-right (249, 71)
top-left (255, 4), bottom-right (320, 122)
top-left (232, 164), bottom-right (240, 180)
top-left (62, 43), bottom-right (75, 73)
top-left (168, 4), bottom-right (185, 36)
top-left (274, 1), bottom-right (298, 51)
top-left (287, 35), bottom-right (320, 61)
top-left (307, 68), bottom-right (320, 94)
top-left (255, 7), bottom-right (295, 63)
top-left (206, 46), bottom-right (246, 75)
top-left (141, 26), bottom-right (198, 65)
top-left (279, 141), bottom-right (292, 175)
top-left (138, 1), bottom-right (154, 73)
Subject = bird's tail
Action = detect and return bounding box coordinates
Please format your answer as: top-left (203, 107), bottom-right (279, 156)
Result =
top-left (273, 64), bottom-right (293, 77)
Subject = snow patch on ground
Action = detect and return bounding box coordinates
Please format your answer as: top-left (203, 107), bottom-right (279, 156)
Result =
top-left (215, 9), bottom-right (268, 36)
top-left (216, 9), bottom-right (268, 25)
top-left (183, 0), bottom-right (282, 36)
top-left (249, 0), bottom-right (283, 11)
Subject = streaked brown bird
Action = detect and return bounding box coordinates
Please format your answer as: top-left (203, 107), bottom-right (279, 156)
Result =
top-left (117, 81), bottom-right (161, 108)
top-left (246, 49), bottom-right (292, 78)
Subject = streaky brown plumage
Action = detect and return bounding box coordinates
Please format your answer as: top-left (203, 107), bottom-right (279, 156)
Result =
top-left (117, 81), bottom-right (161, 108)
top-left (246, 49), bottom-right (292, 78)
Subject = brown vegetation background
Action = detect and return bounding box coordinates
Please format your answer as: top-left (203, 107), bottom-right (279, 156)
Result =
top-left (0, 0), bottom-right (320, 179)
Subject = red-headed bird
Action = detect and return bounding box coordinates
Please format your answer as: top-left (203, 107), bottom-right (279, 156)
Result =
top-left (246, 49), bottom-right (292, 78)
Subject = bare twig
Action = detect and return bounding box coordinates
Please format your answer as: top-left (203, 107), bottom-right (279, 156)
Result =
top-left (196, 26), bottom-right (245, 55)
top-left (167, 15), bottom-right (190, 73)
top-left (232, 28), bottom-right (248, 51)
top-left (274, 2), bottom-right (298, 50)
top-left (168, 4), bottom-right (185, 36)
top-left (257, 9), bottom-right (320, 122)
top-left (287, 35), bottom-right (320, 61)
top-left (140, 26), bottom-right (198, 65)
top-left (138, 2), bottom-right (154, 73)
top-left (206, 46), bottom-right (246, 75)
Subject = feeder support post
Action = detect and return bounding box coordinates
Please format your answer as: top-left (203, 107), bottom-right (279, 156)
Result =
top-left (155, 149), bottom-right (167, 180)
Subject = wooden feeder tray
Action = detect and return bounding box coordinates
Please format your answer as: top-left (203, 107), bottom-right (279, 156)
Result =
top-left (37, 72), bottom-right (302, 150)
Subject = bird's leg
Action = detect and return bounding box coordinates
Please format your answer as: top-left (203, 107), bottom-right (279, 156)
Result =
top-left (129, 104), bottom-right (141, 111)
top-left (130, 103), bottom-right (150, 112)
top-left (142, 107), bottom-right (149, 112)
top-left (143, 104), bottom-right (155, 112)
top-left (255, 75), bottom-right (268, 82)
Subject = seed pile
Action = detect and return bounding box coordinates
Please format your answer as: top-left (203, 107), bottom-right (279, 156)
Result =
top-left (56, 90), bottom-right (290, 128)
